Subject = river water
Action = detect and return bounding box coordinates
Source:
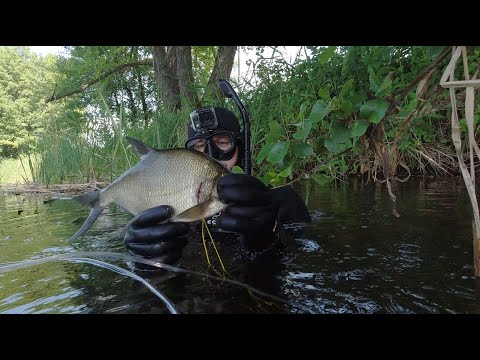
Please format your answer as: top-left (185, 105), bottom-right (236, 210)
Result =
top-left (0, 177), bottom-right (479, 314)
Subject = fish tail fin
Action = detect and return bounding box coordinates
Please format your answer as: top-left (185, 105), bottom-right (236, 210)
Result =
top-left (67, 204), bottom-right (104, 242)
top-left (73, 190), bottom-right (100, 207)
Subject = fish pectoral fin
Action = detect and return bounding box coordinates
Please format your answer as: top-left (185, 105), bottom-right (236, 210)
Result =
top-left (171, 199), bottom-right (216, 223)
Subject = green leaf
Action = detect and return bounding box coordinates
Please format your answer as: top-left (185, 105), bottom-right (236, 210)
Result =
top-left (299, 101), bottom-right (310, 115)
top-left (266, 120), bottom-right (284, 142)
top-left (318, 46), bottom-right (337, 64)
top-left (368, 66), bottom-right (381, 93)
top-left (324, 137), bottom-right (352, 153)
top-left (231, 165), bottom-right (244, 174)
top-left (278, 164), bottom-right (293, 178)
top-left (331, 123), bottom-right (350, 143)
top-left (312, 174), bottom-right (332, 186)
top-left (267, 141), bottom-right (290, 164)
top-left (350, 119), bottom-right (369, 137)
top-left (340, 100), bottom-right (353, 116)
top-left (257, 143), bottom-right (274, 164)
top-left (346, 93), bottom-right (366, 112)
top-left (318, 87), bottom-right (330, 100)
top-left (340, 79), bottom-right (355, 96)
top-left (309, 100), bottom-right (331, 123)
top-left (293, 143), bottom-right (314, 158)
top-left (375, 72), bottom-right (393, 97)
top-left (268, 120), bottom-right (283, 135)
top-left (293, 119), bottom-right (312, 140)
top-left (360, 99), bottom-right (389, 124)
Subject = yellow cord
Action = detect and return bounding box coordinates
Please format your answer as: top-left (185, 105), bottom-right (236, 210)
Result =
top-left (201, 218), bottom-right (211, 266)
top-left (200, 218), bottom-right (284, 312)
top-left (204, 219), bottom-right (229, 275)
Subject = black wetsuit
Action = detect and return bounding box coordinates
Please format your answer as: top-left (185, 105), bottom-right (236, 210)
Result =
top-left (204, 184), bottom-right (310, 255)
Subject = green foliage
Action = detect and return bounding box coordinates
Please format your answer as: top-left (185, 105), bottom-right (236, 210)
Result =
top-left (3, 45), bottom-right (475, 188)
top-left (0, 47), bottom-right (66, 158)
top-left (244, 45), bottom-right (460, 186)
top-left (0, 156), bottom-right (35, 183)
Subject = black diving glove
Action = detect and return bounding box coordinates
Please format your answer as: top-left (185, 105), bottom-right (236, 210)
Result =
top-left (124, 205), bottom-right (190, 267)
top-left (216, 173), bottom-right (278, 252)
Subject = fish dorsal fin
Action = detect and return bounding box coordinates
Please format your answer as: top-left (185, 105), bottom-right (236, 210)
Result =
top-left (126, 137), bottom-right (157, 159)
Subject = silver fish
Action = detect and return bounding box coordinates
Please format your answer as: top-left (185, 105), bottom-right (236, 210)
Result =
top-left (68, 137), bottom-right (230, 242)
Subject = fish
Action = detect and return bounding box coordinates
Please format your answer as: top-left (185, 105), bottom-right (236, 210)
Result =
top-left (68, 137), bottom-right (231, 242)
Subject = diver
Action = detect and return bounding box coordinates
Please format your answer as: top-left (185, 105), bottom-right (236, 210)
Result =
top-left (124, 81), bottom-right (311, 267)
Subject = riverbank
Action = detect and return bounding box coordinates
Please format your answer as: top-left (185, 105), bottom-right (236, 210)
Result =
top-left (0, 182), bottom-right (107, 197)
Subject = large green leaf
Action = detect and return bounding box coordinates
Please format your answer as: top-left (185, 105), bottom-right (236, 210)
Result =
top-left (293, 119), bottom-right (312, 140)
top-left (278, 164), bottom-right (293, 178)
top-left (324, 137), bottom-right (352, 153)
top-left (318, 87), bottom-right (330, 100)
top-left (340, 100), bottom-right (353, 116)
top-left (375, 73), bottom-right (393, 97)
top-left (267, 141), bottom-right (290, 164)
top-left (360, 99), bottom-right (388, 124)
top-left (368, 66), bottom-right (381, 93)
top-left (309, 100), bottom-right (331, 123)
top-left (257, 143), bottom-right (274, 164)
top-left (346, 93), bottom-right (366, 112)
top-left (293, 143), bottom-right (314, 158)
top-left (350, 119), bottom-right (369, 137)
top-left (331, 123), bottom-right (350, 143)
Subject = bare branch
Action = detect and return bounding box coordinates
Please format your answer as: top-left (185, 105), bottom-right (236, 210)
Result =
top-left (46, 60), bottom-right (153, 103)
top-left (383, 46), bottom-right (452, 118)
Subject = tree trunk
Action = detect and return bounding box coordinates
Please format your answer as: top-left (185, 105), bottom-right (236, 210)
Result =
top-left (125, 85), bottom-right (137, 122)
top-left (204, 46), bottom-right (237, 102)
top-left (175, 46), bottom-right (199, 109)
top-left (152, 46), bottom-right (180, 112)
top-left (136, 70), bottom-right (149, 127)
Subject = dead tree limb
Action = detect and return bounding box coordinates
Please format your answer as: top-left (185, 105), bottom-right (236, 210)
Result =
top-left (46, 60), bottom-right (153, 103)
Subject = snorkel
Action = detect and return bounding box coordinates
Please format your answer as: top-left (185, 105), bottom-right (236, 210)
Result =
top-left (217, 79), bottom-right (251, 176)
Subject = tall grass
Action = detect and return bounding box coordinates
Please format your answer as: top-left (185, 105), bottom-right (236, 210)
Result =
top-left (31, 94), bottom-right (192, 186)
top-left (0, 155), bottom-right (36, 184)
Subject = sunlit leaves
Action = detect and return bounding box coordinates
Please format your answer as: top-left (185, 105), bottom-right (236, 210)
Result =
top-left (318, 46), bottom-right (337, 64)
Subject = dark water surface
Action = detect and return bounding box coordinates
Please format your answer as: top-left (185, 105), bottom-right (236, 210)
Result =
top-left (1, 177), bottom-right (479, 314)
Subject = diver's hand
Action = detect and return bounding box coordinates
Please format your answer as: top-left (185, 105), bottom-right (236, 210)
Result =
top-left (216, 174), bottom-right (278, 251)
top-left (124, 205), bottom-right (190, 267)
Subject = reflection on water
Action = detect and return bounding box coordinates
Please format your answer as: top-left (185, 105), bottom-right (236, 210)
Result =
top-left (0, 177), bottom-right (479, 313)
